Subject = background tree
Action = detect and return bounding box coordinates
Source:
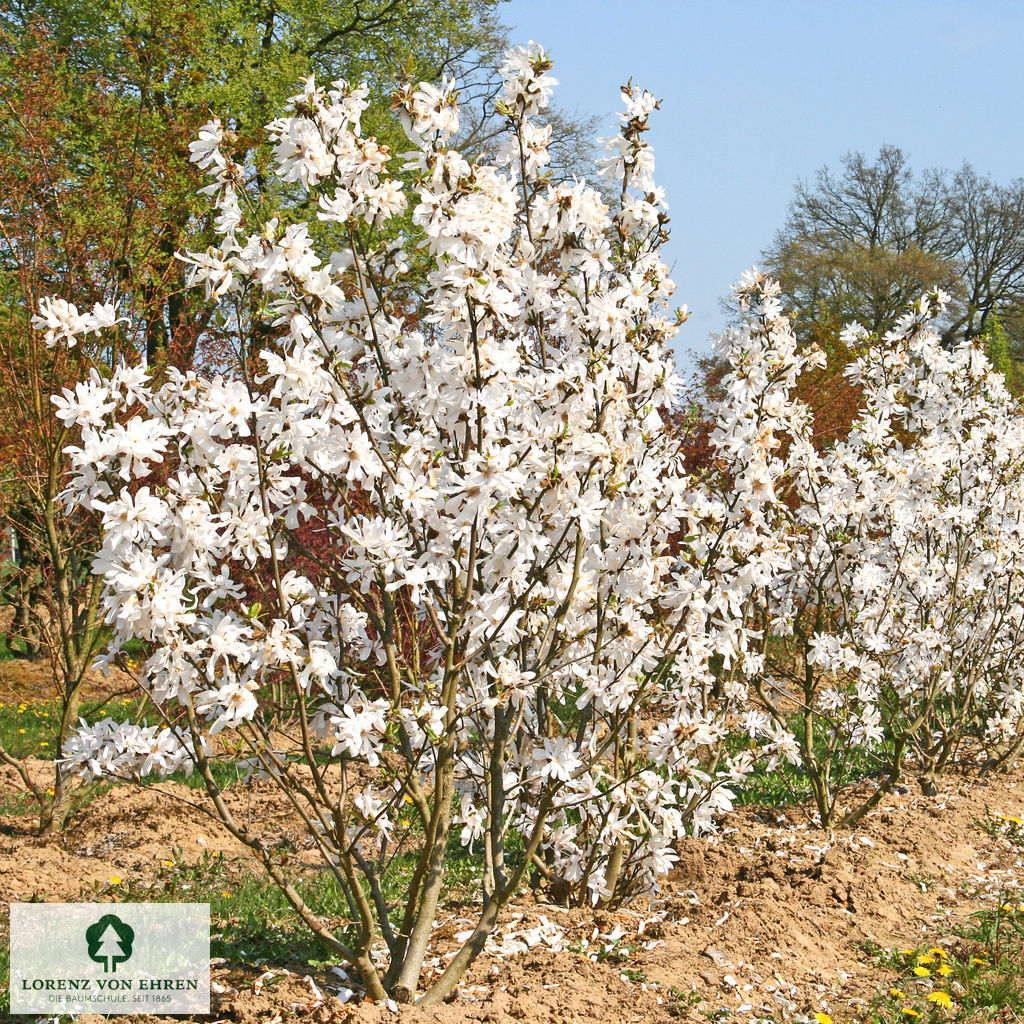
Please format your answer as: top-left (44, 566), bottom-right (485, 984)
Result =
top-left (0, 1), bottom-right (505, 362)
top-left (0, 24), bottom-right (210, 832)
top-left (763, 145), bottom-right (1024, 368)
top-left (945, 164), bottom-right (1024, 350)
top-left (0, 1), bottom-right (598, 388)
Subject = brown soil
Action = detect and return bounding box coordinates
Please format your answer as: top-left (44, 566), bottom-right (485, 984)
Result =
top-left (3, 755), bottom-right (1024, 1023)
top-left (0, 658), bottom-right (135, 706)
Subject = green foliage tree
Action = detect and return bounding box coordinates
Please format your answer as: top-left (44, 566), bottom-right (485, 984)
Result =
top-left (981, 312), bottom-right (1021, 393)
top-left (0, 1), bottom-right (600, 368)
top-left (3, 0), bottom-right (503, 123)
top-left (0, 0), bottom-right (521, 360)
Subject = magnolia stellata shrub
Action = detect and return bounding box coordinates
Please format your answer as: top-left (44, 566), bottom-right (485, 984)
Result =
top-left (754, 291), bottom-right (1024, 824)
top-left (45, 42), bottom-right (1024, 1003)
top-left (47, 47), bottom-right (807, 1003)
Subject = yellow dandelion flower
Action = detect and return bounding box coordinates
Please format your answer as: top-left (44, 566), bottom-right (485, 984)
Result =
top-left (927, 948), bottom-right (947, 959)
top-left (913, 966), bottom-right (931, 977)
top-left (221, 891), bottom-right (233, 898)
top-left (813, 1014), bottom-right (832, 1024)
top-left (972, 956), bottom-right (989, 965)
top-left (108, 876), bottom-right (122, 885)
top-left (163, 860), bottom-right (174, 868)
top-left (901, 1009), bottom-right (919, 1018)
top-left (17, 728), bottom-right (25, 734)
top-left (937, 964), bottom-right (952, 977)
top-left (928, 992), bottom-right (953, 1009)
top-left (39, 741), bottom-right (49, 747)
top-left (917, 955), bottom-right (935, 965)
top-left (890, 989), bottom-right (907, 998)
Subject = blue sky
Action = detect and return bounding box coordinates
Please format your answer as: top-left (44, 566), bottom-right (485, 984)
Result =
top-left (505, 0), bottom-right (1024, 367)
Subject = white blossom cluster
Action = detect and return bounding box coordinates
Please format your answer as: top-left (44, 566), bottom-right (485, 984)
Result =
top-left (61, 717), bottom-right (198, 779)
top-left (31, 297), bottom-right (125, 349)
top-left (39, 41), bottom-right (1024, 1000)
top-left (752, 290), bottom-right (1024, 822)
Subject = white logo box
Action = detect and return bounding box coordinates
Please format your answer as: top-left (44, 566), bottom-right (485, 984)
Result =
top-left (10, 903), bottom-right (209, 1014)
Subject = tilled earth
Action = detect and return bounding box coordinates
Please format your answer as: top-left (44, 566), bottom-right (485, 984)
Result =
top-left (2, 755), bottom-right (1023, 1023)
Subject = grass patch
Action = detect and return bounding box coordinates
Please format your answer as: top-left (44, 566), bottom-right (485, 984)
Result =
top-left (0, 778), bottom-right (115, 828)
top-left (163, 758), bottom-right (251, 791)
top-left (733, 750), bottom-right (817, 808)
top-left (0, 695), bottom-right (144, 761)
top-left (729, 716), bottom-right (882, 810)
top-left (0, 631), bottom-right (27, 662)
top-left (0, 697), bottom-right (63, 760)
top-left (974, 811), bottom-right (1024, 843)
top-left (0, 789), bottom-right (38, 816)
top-left (861, 941), bottom-right (1024, 1021)
top-left (665, 985), bottom-right (706, 1018)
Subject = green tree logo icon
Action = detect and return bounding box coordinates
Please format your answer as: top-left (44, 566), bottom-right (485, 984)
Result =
top-left (86, 914), bottom-right (135, 973)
